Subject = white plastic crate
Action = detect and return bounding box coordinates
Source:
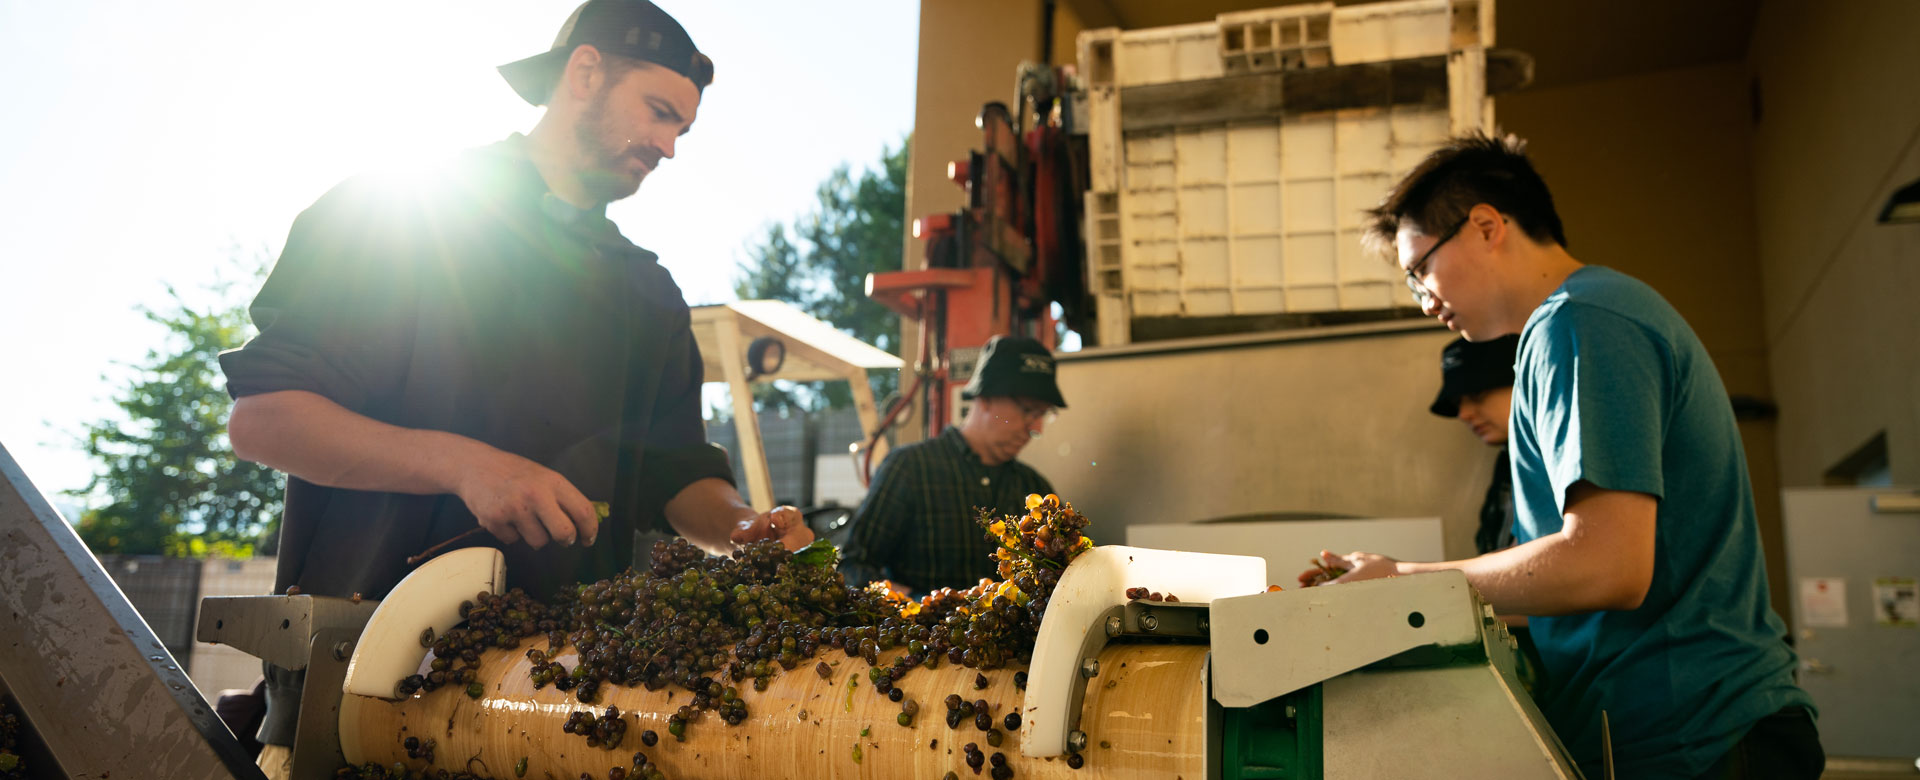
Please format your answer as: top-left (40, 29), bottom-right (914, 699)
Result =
top-left (1079, 0), bottom-right (1495, 343)
top-left (1118, 106), bottom-right (1448, 317)
top-left (1114, 22), bottom-right (1224, 87)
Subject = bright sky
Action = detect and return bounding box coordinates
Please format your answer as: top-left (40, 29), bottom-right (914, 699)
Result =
top-left (0, 1), bottom-right (919, 504)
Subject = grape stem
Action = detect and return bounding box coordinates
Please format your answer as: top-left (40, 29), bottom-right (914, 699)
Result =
top-left (973, 510), bottom-right (1064, 571)
top-left (406, 528), bottom-right (488, 565)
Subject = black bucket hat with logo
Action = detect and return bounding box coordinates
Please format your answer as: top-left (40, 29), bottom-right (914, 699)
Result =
top-left (498, 0), bottom-right (714, 106)
top-left (1429, 334), bottom-right (1520, 417)
top-left (962, 336), bottom-right (1068, 409)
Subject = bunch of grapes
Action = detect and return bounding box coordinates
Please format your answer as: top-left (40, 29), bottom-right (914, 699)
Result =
top-left (563, 706), bottom-right (630, 749)
top-left (387, 493), bottom-right (1101, 773)
top-left (1123, 587), bottom-right (1178, 602)
top-left (0, 704), bottom-right (24, 780)
top-left (400, 735), bottom-right (434, 762)
top-left (402, 588), bottom-right (559, 698)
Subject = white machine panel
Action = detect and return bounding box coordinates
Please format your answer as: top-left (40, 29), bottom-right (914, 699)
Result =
top-left (1209, 570), bottom-right (1480, 707)
top-left (1127, 517), bottom-right (1445, 586)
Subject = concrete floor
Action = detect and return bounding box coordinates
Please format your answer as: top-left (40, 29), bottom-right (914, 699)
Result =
top-left (1822, 756), bottom-right (1920, 779)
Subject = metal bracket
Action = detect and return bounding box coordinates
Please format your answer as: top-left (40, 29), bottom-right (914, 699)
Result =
top-left (196, 595), bottom-right (380, 671)
top-left (1020, 545), bottom-right (1266, 757)
top-left (0, 442), bottom-right (266, 780)
top-left (290, 627), bottom-right (358, 780)
top-left (1057, 600), bottom-right (1214, 753)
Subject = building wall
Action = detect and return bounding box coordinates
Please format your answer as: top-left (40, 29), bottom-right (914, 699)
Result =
top-left (1022, 324), bottom-right (1495, 562)
top-left (1748, 0), bottom-right (1920, 487)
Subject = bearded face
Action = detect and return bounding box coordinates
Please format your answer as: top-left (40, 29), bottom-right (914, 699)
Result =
top-left (568, 60), bottom-right (697, 205)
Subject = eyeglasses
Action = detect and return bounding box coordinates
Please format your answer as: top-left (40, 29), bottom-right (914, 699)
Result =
top-left (1012, 400), bottom-right (1057, 425)
top-left (1404, 217), bottom-right (1469, 307)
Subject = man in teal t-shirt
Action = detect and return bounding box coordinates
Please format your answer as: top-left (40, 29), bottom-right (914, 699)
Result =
top-left (1306, 134), bottom-right (1821, 779)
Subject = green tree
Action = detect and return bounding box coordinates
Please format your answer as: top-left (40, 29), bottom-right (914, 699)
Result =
top-left (69, 278), bottom-right (282, 556)
top-left (734, 138), bottom-right (908, 413)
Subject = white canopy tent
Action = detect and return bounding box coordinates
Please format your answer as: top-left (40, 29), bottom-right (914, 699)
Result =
top-left (689, 301), bottom-right (901, 510)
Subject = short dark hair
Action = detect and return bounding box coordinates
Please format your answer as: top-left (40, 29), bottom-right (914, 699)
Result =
top-left (1364, 133), bottom-right (1567, 261)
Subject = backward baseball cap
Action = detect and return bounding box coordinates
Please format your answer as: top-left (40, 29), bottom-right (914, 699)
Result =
top-left (1428, 334), bottom-right (1519, 417)
top-left (498, 0), bottom-right (713, 106)
top-left (962, 336), bottom-right (1068, 409)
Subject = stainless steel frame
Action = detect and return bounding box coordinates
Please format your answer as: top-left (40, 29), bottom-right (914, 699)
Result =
top-left (0, 441), bottom-right (265, 779)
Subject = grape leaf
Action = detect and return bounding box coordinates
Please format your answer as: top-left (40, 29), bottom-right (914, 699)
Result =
top-left (793, 539), bottom-right (838, 568)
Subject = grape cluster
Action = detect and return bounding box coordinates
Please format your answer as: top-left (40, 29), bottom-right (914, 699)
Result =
top-left (401, 589), bottom-right (559, 698)
top-left (0, 704), bottom-right (25, 780)
top-left (564, 706), bottom-right (629, 749)
top-left (400, 735), bottom-right (434, 762)
top-left (622, 750), bottom-right (666, 780)
top-left (386, 493), bottom-right (1100, 776)
top-left (1123, 587), bottom-right (1178, 602)
top-left (1301, 556), bottom-right (1348, 587)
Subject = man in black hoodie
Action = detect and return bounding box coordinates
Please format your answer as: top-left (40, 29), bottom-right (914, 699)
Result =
top-left (219, 3), bottom-right (809, 773)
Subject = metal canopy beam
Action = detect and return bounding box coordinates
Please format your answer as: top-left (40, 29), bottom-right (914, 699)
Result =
top-left (0, 441), bottom-right (264, 780)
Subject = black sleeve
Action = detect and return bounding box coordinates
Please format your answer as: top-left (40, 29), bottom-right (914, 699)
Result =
top-left (218, 179), bottom-right (420, 412)
top-left (633, 324), bottom-right (734, 533)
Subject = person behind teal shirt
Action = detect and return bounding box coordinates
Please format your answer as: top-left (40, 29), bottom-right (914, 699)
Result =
top-left (1302, 134), bottom-right (1820, 779)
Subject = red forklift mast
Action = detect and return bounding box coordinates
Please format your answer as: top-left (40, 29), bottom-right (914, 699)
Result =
top-left (867, 65), bottom-right (1089, 461)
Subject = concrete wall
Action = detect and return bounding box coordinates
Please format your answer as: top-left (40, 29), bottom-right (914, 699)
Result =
top-left (1749, 0), bottom-right (1920, 488)
top-left (1021, 323), bottom-right (1496, 561)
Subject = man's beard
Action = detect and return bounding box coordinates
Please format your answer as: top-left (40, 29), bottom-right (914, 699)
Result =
top-left (574, 88), bottom-right (646, 205)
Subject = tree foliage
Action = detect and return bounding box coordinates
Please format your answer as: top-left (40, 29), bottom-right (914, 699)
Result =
top-left (69, 281), bottom-right (281, 556)
top-left (733, 138), bottom-right (908, 413)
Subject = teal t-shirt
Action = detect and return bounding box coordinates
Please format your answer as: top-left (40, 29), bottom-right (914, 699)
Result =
top-left (1509, 266), bottom-right (1812, 778)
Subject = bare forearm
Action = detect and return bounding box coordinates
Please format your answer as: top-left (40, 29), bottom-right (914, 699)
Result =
top-left (663, 477), bottom-right (759, 555)
top-left (1402, 535), bottom-right (1639, 615)
top-left (1414, 485), bottom-right (1655, 615)
top-left (229, 390), bottom-right (481, 495)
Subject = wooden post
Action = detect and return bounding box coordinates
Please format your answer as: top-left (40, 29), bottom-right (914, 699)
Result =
top-left (715, 316), bottom-right (774, 512)
top-left (846, 367), bottom-right (890, 472)
top-left (1447, 45), bottom-right (1489, 135)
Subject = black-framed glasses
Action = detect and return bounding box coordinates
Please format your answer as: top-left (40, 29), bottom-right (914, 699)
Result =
top-left (1404, 217), bottom-right (1470, 307)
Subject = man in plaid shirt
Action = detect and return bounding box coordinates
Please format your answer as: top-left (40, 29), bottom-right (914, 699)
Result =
top-left (840, 336), bottom-right (1067, 596)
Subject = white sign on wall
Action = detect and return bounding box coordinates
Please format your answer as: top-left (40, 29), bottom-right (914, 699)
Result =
top-left (1798, 577), bottom-right (1849, 629)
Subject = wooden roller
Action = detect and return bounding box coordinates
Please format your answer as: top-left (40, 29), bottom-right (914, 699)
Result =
top-left (341, 639), bottom-right (1206, 779)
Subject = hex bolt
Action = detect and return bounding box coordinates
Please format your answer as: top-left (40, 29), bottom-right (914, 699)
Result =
top-left (1068, 730), bottom-right (1088, 752)
top-left (1139, 613), bottom-right (1160, 632)
top-left (1196, 617), bottom-right (1210, 634)
top-left (1285, 704), bottom-right (1297, 719)
top-left (1081, 659), bottom-right (1100, 679)
top-left (1104, 615), bottom-right (1123, 638)
top-left (331, 641), bottom-right (354, 662)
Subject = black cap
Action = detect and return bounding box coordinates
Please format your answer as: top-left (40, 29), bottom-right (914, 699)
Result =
top-left (498, 0), bottom-right (713, 106)
top-left (1429, 335), bottom-right (1519, 417)
top-left (962, 336), bottom-right (1068, 409)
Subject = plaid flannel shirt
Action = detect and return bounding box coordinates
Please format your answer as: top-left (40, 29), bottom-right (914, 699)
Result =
top-left (839, 427), bottom-right (1054, 595)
